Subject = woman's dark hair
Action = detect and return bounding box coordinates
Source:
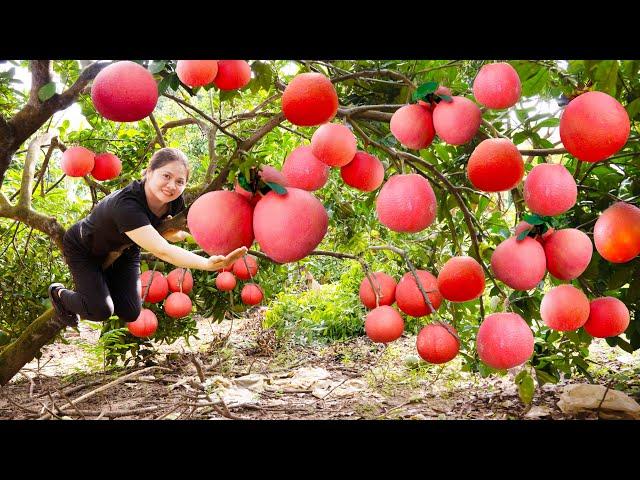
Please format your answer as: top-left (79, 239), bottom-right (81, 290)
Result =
top-left (143, 148), bottom-right (190, 181)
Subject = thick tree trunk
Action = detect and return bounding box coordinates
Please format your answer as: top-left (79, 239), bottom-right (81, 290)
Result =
top-left (0, 308), bottom-right (68, 386)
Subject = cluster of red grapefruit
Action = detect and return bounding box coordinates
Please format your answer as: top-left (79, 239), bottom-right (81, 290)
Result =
top-left (127, 268), bottom-right (194, 337)
top-left (363, 62), bottom-right (638, 370)
top-left (215, 255), bottom-right (264, 306)
top-left (60, 146), bottom-right (122, 180)
top-left (82, 60), bottom-right (639, 370)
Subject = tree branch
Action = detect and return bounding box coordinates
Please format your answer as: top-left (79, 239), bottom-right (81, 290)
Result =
top-left (162, 93), bottom-right (242, 143)
top-left (19, 131), bottom-right (56, 211)
top-left (331, 70), bottom-right (416, 89)
top-left (27, 61), bottom-right (52, 108)
top-left (148, 113), bottom-right (166, 148)
top-left (517, 148), bottom-right (567, 155)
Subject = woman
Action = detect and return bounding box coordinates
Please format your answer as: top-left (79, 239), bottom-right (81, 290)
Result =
top-left (48, 147), bottom-right (247, 327)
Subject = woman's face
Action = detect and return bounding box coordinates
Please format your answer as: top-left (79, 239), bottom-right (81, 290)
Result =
top-left (146, 161), bottom-right (188, 204)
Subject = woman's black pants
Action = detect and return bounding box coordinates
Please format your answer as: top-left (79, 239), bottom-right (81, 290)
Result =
top-left (59, 223), bottom-right (142, 322)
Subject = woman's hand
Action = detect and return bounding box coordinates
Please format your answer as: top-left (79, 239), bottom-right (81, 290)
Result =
top-left (205, 246), bottom-right (249, 271)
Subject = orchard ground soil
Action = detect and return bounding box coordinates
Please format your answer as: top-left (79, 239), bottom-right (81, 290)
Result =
top-left (1, 308), bottom-right (638, 420)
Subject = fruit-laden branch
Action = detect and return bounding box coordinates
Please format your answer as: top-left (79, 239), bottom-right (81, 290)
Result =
top-left (400, 153), bottom-right (505, 297)
top-left (370, 244), bottom-right (462, 340)
top-left (200, 112), bottom-right (286, 196)
top-left (0, 61), bottom-right (111, 187)
top-left (51, 139), bottom-right (112, 196)
top-left (162, 93), bottom-right (243, 143)
top-left (221, 93), bottom-right (282, 127)
top-left (331, 70), bottom-right (416, 89)
top-left (578, 151), bottom-right (639, 185)
top-left (369, 244), bottom-right (438, 317)
top-left (346, 117), bottom-right (506, 300)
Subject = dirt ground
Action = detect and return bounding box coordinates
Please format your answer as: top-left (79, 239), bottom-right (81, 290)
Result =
top-left (1, 308), bottom-right (639, 420)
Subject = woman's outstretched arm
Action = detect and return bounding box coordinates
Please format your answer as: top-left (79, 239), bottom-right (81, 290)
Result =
top-left (125, 225), bottom-right (246, 271)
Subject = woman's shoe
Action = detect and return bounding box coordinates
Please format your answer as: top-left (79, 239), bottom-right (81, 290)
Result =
top-left (48, 283), bottom-right (80, 327)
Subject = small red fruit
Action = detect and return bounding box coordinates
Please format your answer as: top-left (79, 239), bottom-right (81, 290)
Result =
top-left (523, 163), bottom-right (577, 216)
top-left (166, 268), bottom-right (194, 294)
top-left (311, 123), bottom-right (357, 167)
top-left (61, 146), bottom-right (95, 177)
top-left (390, 104), bottom-right (436, 150)
top-left (365, 306), bottom-right (404, 343)
top-left (473, 62), bottom-right (522, 109)
top-left (359, 272), bottom-right (397, 309)
top-left (432, 96), bottom-right (482, 145)
top-left (241, 283), bottom-right (264, 305)
top-left (467, 138), bottom-right (524, 192)
top-left (375, 174), bottom-right (437, 233)
top-left (584, 297), bottom-right (630, 338)
top-left (232, 255), bottom-right (259, 280)
top-left (281, 145), bottom-right (330, 191)
top-left (560, 91), bottom-right (630, 162)
top-left (395, 270), bottom-right (442, 317)
top-left (91, 152), bottom-right (121, 181)
top-left (594, 202), bottom-right (640, 263)
top-left (213, 60), bottom-right (251, 90)
top-left (416, 323), bottom-right (460, 364)
top-left (282, 72), bottom-right (339, 127)
top-left (476, 312), bottom-right (534, 369)
top-left (176, 60), bottom-right (219, 87)
top-left (127, 308), bottom-right (158, 338)
top-left (215, 271), bottom-right (237, 291)
top-left (91, 61), bottom-right (158, 122)
top-left (340, 151), bottom-right (385, 192)
top-left (540, 285), bottom-right (590, 331)
top-left (139, 271), bottom-right (169, 303)
top-left (437, 256), bottom-right (485, 302)
top-left (164, 292), bottom-right (193, 319)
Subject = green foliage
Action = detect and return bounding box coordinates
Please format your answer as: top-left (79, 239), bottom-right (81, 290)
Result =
top-left (264, 261), bottom-right (365, 344)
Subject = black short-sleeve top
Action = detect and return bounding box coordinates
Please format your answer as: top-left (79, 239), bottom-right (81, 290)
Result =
top-left (75, 180), bottom-right (185, 257)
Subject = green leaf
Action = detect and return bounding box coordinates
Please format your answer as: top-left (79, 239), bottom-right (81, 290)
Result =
top-left (38, 82), bottom-right (56, 102)
top-left (220, 89), bottom-right (240, 102)
top-left (412, 81), bottom-right (438, 101)
top-left (169, 74), bottom-right (180, 92)
top-left (625, 275), bottom-right (640, 303)
top-left (625, 98), bottom-right (640, 120)
top-left (266, 182), bottom-right (287, 195)
top-left (515, 369), bottom-right (535, 404)
top-left (521, 69), bottom-right (549, 97)
top-left (237, 173), bottom-right (251, 191)
top-left (157, 75), bottom-right (172, 95)
top-left (594, 60), bottom-right (618, 96)
top-left (523, 214), bottom-right (544, 225)
top-left (616, 336), bottom-right (635, 353)
top-left (516, 229), bottom-right (531, 241)
top-left (148, 61), bottom-right (167, 74)
top-left (606, 264), bottom-right (635, 290)
top-left (511, 131), bottom-right (530, 145)
top-left (438, 94), bottom-right (453, 103)
top-left (535, 369), bottom-right (559, 386)
top-left (534, 118), bottom-right (560, 129)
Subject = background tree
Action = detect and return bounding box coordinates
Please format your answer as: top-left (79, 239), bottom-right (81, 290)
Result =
top-left (0, 59), bottom-right (638, 398)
